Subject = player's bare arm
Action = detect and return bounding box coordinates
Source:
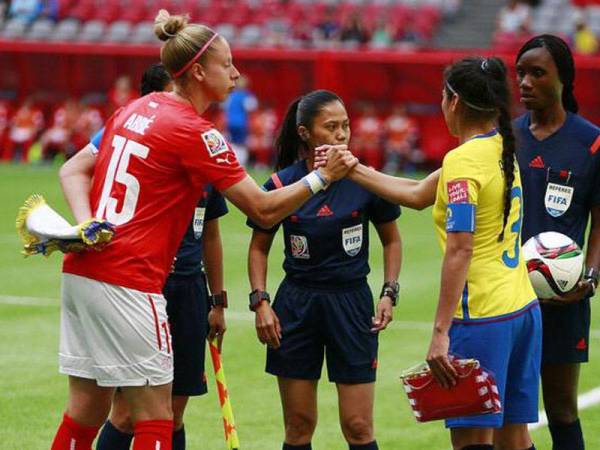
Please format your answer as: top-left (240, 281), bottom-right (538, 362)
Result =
top-left (203, 218), bottom-right (226, 348)
top-left (223, 147), bottom-right (357, 229)
top-left (426, 231), bottom-right (473, 389)
top-left (248, 229), bottom-right (281, 348)
top-left (371, 221), bottom-right (401, 332)
top-left (58, 144), bottom-right (97, 223)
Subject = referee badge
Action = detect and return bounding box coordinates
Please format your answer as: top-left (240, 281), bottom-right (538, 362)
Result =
top-left (544, 183), bottom-right (574, 217)
top-left (193, 207), bottom-right (206, 239)
top-left (290, 234), bottom-right (310, 259)
top-left (342, 224), bottom-right (363, 257)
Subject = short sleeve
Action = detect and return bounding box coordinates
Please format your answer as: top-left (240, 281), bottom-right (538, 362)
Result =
top-left (180, 127), bottom-right (247, 192)
top-left (442, 151), bottom-right (481, 233)
top-left (89, 127), bottom-right (104, 154)
top-left (205, 187), bottom-right (228, 221)
top-left (368, 196), bottom-right (401, 224)
top-left (246, 174), bottom-right (281, 233)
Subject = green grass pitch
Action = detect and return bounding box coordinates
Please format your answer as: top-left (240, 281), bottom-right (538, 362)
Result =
top-left (0, 163), bottom-right (598, 449)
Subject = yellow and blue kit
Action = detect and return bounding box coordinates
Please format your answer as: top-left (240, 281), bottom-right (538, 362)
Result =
top-left (433, 130), bottom-right (542, 428)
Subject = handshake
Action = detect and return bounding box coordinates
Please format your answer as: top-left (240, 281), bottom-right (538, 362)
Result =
top-left (313, 144), bottom-right (358, 182)
top-left (16, 194), bottom-right (115, 257)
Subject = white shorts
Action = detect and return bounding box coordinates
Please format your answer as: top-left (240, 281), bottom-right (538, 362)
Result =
top-left (59, 273), bottom-right (173, 387)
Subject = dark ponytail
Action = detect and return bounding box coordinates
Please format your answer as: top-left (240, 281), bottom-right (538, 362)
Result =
top-left (516, 34), bottom-right (578, 113)
top-left (444, 56), bottom-right (517, 241)
top-left (274, 89), bottom-right (344, 171)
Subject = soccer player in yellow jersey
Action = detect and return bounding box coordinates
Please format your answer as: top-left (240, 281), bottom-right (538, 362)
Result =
top-left (425, 57), bottom-right (541, 450)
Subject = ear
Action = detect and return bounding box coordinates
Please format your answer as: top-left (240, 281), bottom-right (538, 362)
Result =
top-left (450, 93), bottom-right (460, 113)
top-left (190, 63), bottom-right (206, 83)
top-left (298, 125), bottom-right (310, 142)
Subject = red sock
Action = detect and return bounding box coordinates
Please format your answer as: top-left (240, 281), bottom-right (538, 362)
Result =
top-left (132, 419), bottom-right (173, 450)
top-left (51, 413), bottom-right (100, 450)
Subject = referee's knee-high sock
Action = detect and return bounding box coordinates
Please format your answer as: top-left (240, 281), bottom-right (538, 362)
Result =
top-left (282, 443), bottom-right (312, 450)
top-left (132, 419), bottom-right (173, 450)
top-left (549, 419), bottom-right (584, 450)
top-left (51, 413), bottom-right (100, 450)
top-left (95, 420), bottom-right (133, 450)
top-left (348, 442), bottom-right (378, 450)
top-left (172, 425), bottom-right (185, 450)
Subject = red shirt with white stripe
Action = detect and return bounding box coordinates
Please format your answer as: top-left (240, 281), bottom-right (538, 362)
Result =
top-left (63, 92), bottom-right (247, 293)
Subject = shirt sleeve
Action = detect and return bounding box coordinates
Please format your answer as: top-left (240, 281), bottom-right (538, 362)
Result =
top-left (590, 133), bottom-right (600, 206)
top-left (368, 195), bottom-right (401, 224)
top-left (442, 151), bottom-right (481, 233)
top-left (205, 187), bottom-right (229, 221)
top-left (180, 127), bottom-right (248, 192)
top-left (89, 127), bottom-right (104, 154)
top-left (246, 174), bottom-right (282, 234)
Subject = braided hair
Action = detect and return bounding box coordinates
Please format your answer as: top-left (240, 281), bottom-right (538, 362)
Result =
top-left (275, 90), bottom-right (343, 170)
top-left (444, 57), bottom-right (516, 241)
top-left (516, 34), bottom-right (579, 113)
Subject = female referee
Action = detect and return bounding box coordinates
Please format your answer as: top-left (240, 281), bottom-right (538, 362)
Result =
top-left (51, 10), bottom-right (355, 450)
top-left (515, 34), bottom-right (600, 450)
top-left (247, 90), bottom-right (402, 450)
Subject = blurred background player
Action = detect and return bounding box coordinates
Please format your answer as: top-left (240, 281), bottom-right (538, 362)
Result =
top-left (223, 74), bottom-right (257, 167)
top-left (247, 90), bottom-right (401, 450)
top-left (52, 10), bottom-right (355, 450)
top-left (382, 104), bottom-right (421, 174)
top-left (514, 34), bottom-right (600, 450)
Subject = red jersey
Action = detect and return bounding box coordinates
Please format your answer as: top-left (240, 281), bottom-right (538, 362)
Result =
top-left (63, 92), bottom-right (247, 293)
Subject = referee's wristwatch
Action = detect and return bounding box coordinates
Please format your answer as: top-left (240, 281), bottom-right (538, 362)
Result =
top-left (583, 267), bottom-right (599, 296)
top-left (249, 289), bottom-right (270, 311)
top-left (209, 290), bottom-right (228, 308)
top-left (380, 281), bottom-right (400, 306)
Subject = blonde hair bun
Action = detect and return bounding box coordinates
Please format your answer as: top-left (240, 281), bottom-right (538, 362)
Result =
top-left (154, 9), bottom-right (188, 41)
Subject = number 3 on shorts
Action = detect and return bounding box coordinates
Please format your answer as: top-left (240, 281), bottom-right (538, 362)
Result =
top-left (96, 135), bottom-right (150, 225)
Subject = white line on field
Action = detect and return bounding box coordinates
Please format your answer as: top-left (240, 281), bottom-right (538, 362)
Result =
top-left (530, 387), bottom-right (600, 431)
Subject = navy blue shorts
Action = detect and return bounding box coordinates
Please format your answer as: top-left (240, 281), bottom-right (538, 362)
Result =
top-left (540, 297), bottom-right (590, 364)
top-left (266, 278), bottom-right (378, 384)
top-left (163, 272), bottom-right (209, 396)
top-left (446, 301), bottom-right (542, 429)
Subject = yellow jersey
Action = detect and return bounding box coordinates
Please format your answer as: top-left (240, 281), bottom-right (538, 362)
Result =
top-left (432, 131), bottom-right (536, 320)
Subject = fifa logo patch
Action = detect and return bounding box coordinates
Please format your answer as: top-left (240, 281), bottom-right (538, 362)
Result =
top-left (201, 129), bottom-right (229, 157)
top-left (342, 224), bottom-right (363, 257)
top-left (193, 207), bottom-right (206, 239)
top-left (447, 180), bottom-right (469, 204)
top-left (290, 234), bottom-right (310, 259)
top-left (544, 183), bottom-right (573, 217)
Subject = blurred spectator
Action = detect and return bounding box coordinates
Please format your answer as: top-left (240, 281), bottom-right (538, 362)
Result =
top-left (5, 99), bottom-right (44, 162)
top-left (382, 104), bottom-right (422, 174)
top-left (248, 103), bottom-right (278, 168)
top-left (497, 0), bottom-right (531, 34)
top-left (340, 13), bottom-right (369, 46)
top-left (353, 103), bottom-right (383, 169)
top-left (38, 0), bottom-right (58, 21)
top-left (293, 19), bottom-right (314, 48)
top-left (8, 0), bottom-right (42, 23)
top-left (315, 6), bottom-right (340, 45)
top-left (0, 0), bottom-right (9, 25)
top-left (573, 17), bottom-right (599, 55)
top-left (107, 75), bottom-right (137, 116)
top-left (264, 9), bottom-right (292, 47)
top-left (223, 75), bottom-right (258, 166)
top-left (398, 22), bottom-right (424, 46)
top-left (40, 99), bottom-right (79, 162)
top-left (0, 101), bottom-right (10, 159)
top-left (370, 18), bottom-right (394, 48)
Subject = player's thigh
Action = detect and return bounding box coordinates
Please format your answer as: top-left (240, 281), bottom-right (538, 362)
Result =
top-left (336, 382), bottom-right (375, 431)
top-left (450, 427), bottom-right (494, 449)
top-left (541, 363), bottom-right (580, 421)
top-left (121, 383), bottom-right (173, 423)
top-left (278, 377), bottom-right (318, 424)
top-left (493, 423), bottom-right (532, 450)
top-left (109, 388), bottom-right (134, 433)
top-left (66, 375), bottom-right (115, 427)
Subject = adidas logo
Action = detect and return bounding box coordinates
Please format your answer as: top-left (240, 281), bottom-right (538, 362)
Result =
top-left (317, 205), bottom-right (333, 217)
top-left (529, 155), bottom-right (545, 168)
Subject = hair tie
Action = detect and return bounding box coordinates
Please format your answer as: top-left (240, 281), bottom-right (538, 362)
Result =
top-left (161, 23), bottom-right (177, 39)
top-left (481, 58), bottom-right (489, 73)
top-left (171, 33), bottom-right (219, 79)
top-left (446, 82), bottom-right (497, 112)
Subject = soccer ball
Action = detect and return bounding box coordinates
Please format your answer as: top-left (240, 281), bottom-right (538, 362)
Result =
top-left (522, 232), bottom-right (584, 299)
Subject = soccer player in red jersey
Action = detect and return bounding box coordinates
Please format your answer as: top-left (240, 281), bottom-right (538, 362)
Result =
top-left (51, 10), bottom-right (356, 450)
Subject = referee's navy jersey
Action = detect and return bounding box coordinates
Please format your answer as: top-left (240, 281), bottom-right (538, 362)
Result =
top-left (247, 160), bottom-right (401, 287)
top-left (515, 112), bottom-right (600, 247)
top-left (173, 184), bottom-right (228, 276)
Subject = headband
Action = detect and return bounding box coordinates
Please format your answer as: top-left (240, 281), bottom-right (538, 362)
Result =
top-left (445, 82), bottom-right (497, 112)
top-left (171, 33), bottom-right (219, 79)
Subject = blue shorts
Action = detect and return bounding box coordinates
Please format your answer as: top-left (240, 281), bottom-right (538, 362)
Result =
top-left (445, 301), bottom-right (542, 429)
top-left (163, 272), bottom-right (209, 396)
top-left (541, 298), bottom-right (590, 364)
top-left (266, 278), bottom-right (378, 384)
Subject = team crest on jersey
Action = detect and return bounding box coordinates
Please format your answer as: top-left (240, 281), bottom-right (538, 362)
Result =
top-left (193, 207), bottom-right (206, 239)
top-left (290, 234), bottom-right (310, 259)
top-left (447, 180), bottom-right (469, 204)
top-left (342, 224), bottom-right (363, 257)
top-left (545, 182), bottom-right (574, 217)
top-left (201, 129), bottom-right (229, 157)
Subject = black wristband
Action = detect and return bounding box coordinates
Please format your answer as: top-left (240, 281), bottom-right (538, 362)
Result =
top-left (209, 290), bottom-right (228, 308)
top-left (249, 289), bottom-right (270, 311)
top-left (380, 281), bottom-right (400, 306)
top-left (584, 267), bottom-right (599, 294)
